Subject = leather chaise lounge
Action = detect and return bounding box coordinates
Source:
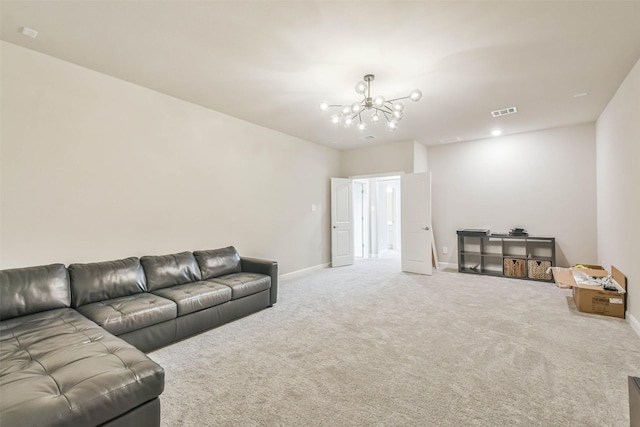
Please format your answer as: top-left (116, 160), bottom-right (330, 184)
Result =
top-left (0, 246), bottom-right (277, 427)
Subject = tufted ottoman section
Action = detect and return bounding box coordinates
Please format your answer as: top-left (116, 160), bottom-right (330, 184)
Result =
top-left (0, 308), bottom-right (164, 427)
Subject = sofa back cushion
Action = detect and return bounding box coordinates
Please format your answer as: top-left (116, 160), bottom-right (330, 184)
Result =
top-left (193, 246), bottom-right (242, 280)
top-left (68, 257), bottom-right (147, 308)
top-left (0, 264), bottom-right (70, 321)
top-left (140, 251), bottom-right (202, 291)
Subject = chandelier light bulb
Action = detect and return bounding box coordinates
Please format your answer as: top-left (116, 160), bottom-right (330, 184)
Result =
top-left (393, 110), bottom-right (403, 120)
top-left (355, 81), bottom-right (367, 94)
top-left (343, 117), bottom-right (354, 127)
top-left (330, 114), bottom-right (341, 124)
top-left (319, 101), bottom-right (329, 112)
top-left (387, 121), bottom-right (398, 131)
top-left (357, 122), bottom-right (367, 131)
top-left (341, 105), bottom-right (351, 115)
top-left (393, 102), bottom-right (405, 112)
top-left (351, 102), bottom-right (363, 113)
top-left (373, 96), bottom-right (385, 107)
top-left (409, 89), bottom-right (423, 102)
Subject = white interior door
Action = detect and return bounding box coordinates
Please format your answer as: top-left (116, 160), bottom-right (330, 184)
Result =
top-left (331, 178), bottom-right (354, 267)
top-left (353, 182), bottom-right (364, 258)
top-left (401, 172), bottom-right (433, 275)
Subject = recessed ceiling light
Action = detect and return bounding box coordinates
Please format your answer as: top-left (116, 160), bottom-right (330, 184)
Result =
top-left (20, 27), bottom-right (38, 39)
top-left (573, 92), bottom-right (588, 98)
top-left (491, 130), bottom-right (502, 136)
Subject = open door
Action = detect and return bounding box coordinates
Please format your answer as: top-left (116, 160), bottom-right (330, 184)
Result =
top-left (331, 178), bottom-right (354, 267)
top-left (400, 172), bottom-right (433, 275)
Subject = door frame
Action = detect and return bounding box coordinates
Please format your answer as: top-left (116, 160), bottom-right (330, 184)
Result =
top-left (352, 180), bottom-right (369, 258)
top-left (347, 172), bottom-right (405, 260)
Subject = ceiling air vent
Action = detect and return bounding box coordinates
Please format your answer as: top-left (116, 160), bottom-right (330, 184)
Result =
top-left (21, 27), bottom-right (38, 39)
top-left (439, 136), bottom-right (461, 144)
top-left (361, 135), bottom-right (376, 140)
top-left (491, 106), bottom-right (517, 117)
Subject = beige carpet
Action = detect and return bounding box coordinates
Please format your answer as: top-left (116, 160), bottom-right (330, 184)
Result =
top-left (149, 257), bottom-right (640, 426)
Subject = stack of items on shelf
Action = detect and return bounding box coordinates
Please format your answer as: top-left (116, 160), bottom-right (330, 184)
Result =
top-left (458, 228), bottom-right (489, 236)
top-left (551, 264), bottom-right (627, 318)
top-left (509, 227), bottom-right (528, 236)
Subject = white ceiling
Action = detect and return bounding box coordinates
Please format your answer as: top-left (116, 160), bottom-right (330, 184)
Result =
top-left (2, 1), bottom-right (640, 150)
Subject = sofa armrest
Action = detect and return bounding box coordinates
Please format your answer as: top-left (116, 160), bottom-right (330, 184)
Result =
top-left (631, 376), bottom-right (640, 427)
top-left (241, 257), bottom-right (278, 306)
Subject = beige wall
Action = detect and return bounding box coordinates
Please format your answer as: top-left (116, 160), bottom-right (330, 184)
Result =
top-left (596, 58), bottom-right (640, 322)
top-left (427, 123), bottom-right (597, 268)
top-left (341, 140), bottom-right (414, 177)
top-left (413, 141), bottom-right (429, 173)
top-left (0, 41), bottom-right (341, 274)
top-left (341, 140), bottom-right (430, 177)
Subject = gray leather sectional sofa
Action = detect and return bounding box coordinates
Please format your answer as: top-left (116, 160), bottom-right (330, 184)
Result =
top-left (0, 246), bottom-right (277, 427)
top-left (631, 376), bottom-right (640, 427)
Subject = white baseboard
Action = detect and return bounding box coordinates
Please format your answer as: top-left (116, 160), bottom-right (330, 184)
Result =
top-left (628, 311), bottom-right (640, 339)
top-left (438, 262), bottom-right (458, 270)
top-left (280, 263), bottom-right (330, 281)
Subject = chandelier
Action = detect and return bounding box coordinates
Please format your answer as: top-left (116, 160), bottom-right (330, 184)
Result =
top-left (319, 74), bottom-right (422, 132)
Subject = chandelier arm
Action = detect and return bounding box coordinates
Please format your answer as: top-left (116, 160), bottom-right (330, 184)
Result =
top-left (381, 111), bottom-right (393, 122)
top-left (374, 105), bottom-right (393, 114)
top-left (386, 96), bottom-right (411, 103)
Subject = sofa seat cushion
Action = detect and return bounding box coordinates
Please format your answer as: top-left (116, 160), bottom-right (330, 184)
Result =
top-left (77, 293), bottom-right (176, 336)
top-left (0, 308), bottom-right (164, 427)
top-left (209, 273), bottom-right (271, 300)
top-left (152, 281), bottom-right (232, 316)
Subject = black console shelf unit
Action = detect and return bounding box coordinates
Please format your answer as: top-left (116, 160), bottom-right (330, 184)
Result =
top-left (457, 230), bottom-right (556, 282)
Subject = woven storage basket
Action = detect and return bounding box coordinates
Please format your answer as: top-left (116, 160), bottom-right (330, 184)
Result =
top-left (527, 259), bottom-right (552, 280)
top-left (504, 258), bottom-right (526, 278)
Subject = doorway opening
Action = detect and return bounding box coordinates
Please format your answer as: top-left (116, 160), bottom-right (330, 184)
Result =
top-left (330, 172), bottom-right (434, 275)
top-left (353, 175), bottom-right (401, 260)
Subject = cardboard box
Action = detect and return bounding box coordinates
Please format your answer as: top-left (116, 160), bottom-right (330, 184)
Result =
top-left (552, 266), bottom-right (627, 319)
